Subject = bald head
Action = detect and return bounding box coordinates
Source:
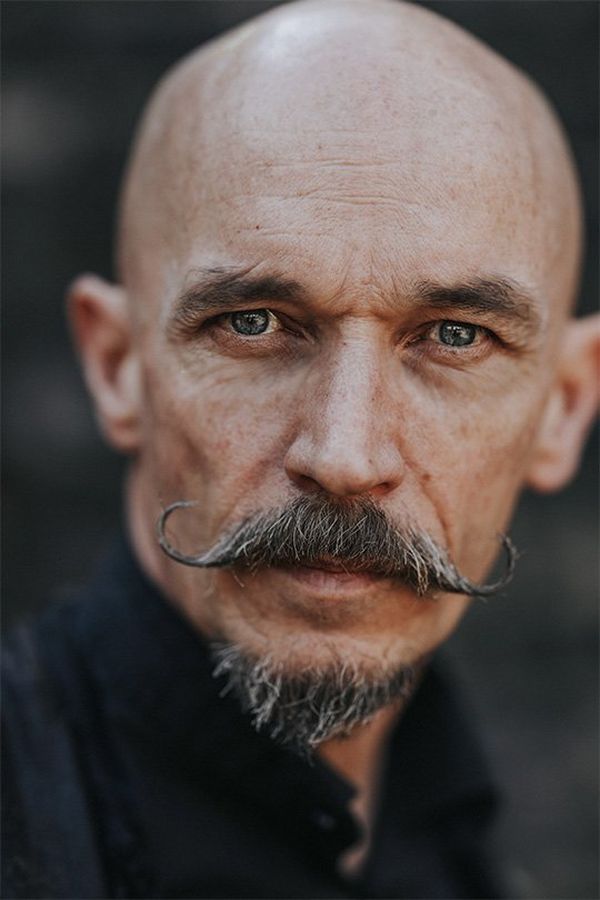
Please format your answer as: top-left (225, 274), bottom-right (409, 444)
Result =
top-left (117, 0), bottom-right (581, 322)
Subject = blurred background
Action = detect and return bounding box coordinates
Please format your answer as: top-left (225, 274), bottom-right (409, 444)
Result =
top-left (2, 2), bottom-right (598, 897)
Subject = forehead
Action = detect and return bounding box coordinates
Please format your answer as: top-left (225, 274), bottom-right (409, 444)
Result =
top-left (163, 133), bottom-right (543, 308)
top-left (128, 19), bottom-right (579, 315)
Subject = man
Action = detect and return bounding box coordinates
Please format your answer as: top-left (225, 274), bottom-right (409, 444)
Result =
top-left (3, 0), bottom-right (598, 897)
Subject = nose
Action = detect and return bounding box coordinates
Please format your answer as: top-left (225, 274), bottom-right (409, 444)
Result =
top-left (284, 344), bottom-right (405, 499)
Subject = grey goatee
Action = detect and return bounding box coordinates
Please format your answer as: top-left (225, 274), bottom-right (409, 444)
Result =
top-left (211, 642), bottom-right (417, 755)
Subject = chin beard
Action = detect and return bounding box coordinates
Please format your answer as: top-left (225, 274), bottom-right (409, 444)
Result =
top-left (211, 641), bottom-right (418, 756)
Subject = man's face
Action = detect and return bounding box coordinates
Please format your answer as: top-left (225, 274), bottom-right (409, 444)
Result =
top-left (121, 41), bottom-right (577, 681)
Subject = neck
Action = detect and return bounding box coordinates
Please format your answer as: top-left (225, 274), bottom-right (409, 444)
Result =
top-left (316, 701), bottom-right (402, 876)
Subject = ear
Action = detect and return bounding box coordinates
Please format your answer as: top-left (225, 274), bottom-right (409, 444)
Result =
top-left (526, 314), bottom-right (600, 493)
top-left (67, 274), bottom-right (142, 454)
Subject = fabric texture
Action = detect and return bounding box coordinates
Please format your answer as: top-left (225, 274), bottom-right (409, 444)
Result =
top-left (2, 538), bottom-right (503, 899)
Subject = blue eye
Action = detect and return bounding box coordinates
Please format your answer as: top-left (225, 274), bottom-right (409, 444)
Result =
top-left (437, 321), bottom-right (478, 347)
top-left (230, 309), bottom-right (271, 335)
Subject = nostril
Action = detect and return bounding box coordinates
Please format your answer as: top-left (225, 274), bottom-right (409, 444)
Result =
top-left (287, 471), bottom-right (324, 494)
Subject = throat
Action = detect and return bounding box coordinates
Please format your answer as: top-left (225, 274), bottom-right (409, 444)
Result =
top-left (316, 701), bottom-right (402, 878)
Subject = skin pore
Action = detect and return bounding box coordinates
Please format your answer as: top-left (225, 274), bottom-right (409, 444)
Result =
top-left (69, 0), bottom-right (599, 874)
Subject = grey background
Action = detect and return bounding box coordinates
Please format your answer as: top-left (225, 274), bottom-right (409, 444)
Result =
top-left (2, 2), bottom-right (598, 898)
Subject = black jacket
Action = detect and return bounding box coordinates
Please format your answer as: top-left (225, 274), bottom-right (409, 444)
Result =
top-left (2, 539), bottom-right (503, 899)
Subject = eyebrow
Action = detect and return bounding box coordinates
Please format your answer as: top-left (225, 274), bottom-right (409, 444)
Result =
top-left (414, 276), bottom-right (542, 336)
top-left (169, 266), bottom-right (542, 340)
top-left (169, 267), bottom-right (307, 336)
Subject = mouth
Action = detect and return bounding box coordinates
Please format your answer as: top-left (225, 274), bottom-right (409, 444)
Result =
top-left (303, 560), bottom-right (357, 574)
top-left (274, 559), bottom-right (389, 596)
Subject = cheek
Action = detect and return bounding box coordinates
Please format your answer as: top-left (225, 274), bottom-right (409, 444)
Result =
top-left (139, 352), bottom-right (298, 517)
top-left (406, 384), bottom-right (544, 566)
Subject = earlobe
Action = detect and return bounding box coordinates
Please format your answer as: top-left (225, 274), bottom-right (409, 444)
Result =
top-left (67, 274), bottom-right (142, 454)
top-left (526, 315), bottom-right (600, 493)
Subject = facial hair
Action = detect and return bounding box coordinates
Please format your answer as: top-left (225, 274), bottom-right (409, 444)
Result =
top-left (157, 493), bottom-right (517, 598)
top-left (157, 493), bottom-right (516, 751)
top-left (211, 640), bottom-right (419, 755)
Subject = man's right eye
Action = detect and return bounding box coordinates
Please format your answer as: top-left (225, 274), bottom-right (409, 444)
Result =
top-left (227, 309), bottom-right (280, 336)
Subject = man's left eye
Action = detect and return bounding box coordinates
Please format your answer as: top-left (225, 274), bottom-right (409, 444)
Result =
top-left (228, 309), bottom-right (279, 336)
top-left (432, 321), bottom-right (480, 347)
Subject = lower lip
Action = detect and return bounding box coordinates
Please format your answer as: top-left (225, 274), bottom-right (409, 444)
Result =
top-left (281, 566), bottom-right (385, 594)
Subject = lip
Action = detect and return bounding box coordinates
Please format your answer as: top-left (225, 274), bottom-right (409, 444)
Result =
top-left (278, 564), bottom-right (386, 595)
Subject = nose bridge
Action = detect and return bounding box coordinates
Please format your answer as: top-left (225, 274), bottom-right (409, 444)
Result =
top-left (285, 334), bottom-right (404, 497)
top-left (321, 341), bottom-right (384, 444)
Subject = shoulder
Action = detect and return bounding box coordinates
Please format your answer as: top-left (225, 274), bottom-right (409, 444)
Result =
top-left (2, 611), bottom-right (109, 899)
